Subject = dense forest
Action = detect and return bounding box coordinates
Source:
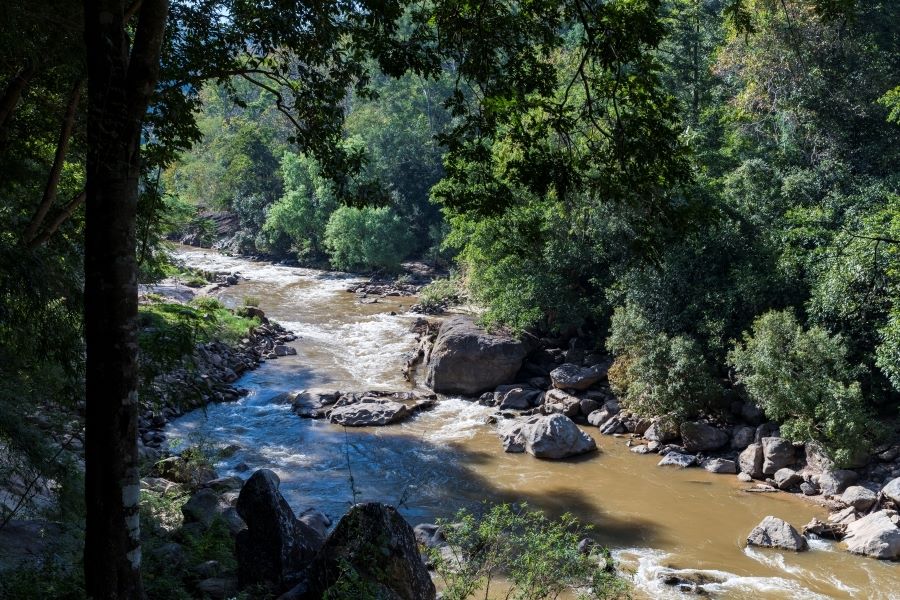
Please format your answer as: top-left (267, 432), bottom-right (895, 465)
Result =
top-left (0, 0), bottom-right (898, 598)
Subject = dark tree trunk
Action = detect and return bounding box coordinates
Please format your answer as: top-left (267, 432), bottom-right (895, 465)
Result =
top-left (0, 61), bottom-right (35, 135)
top-left (82, 0), bottom-right (167, 598)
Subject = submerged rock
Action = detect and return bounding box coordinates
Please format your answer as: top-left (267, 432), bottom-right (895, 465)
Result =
top-left (746, 516), bottom-right (808, 551)
top-left (424, 316), bottom-right (527, 395)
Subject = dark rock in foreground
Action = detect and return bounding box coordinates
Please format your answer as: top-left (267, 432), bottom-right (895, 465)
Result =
top-left (289, 503), bottom-right (436, 600)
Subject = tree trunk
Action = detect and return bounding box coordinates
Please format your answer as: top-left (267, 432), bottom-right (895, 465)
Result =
top-left (23, 77), bottom-right (84, 244)
top-left (0, 61), bottom-right (35, 135)
top-left (82, 0), bottom-right (167, 598)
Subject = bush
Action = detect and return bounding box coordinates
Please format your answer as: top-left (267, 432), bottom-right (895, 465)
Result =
top-left (324, 205), bottom-right (414, 272)
top-left (728, 310), bottom-right (880, 466)
top-left (243, 295), bottom-right (261, 307)
top-left (418, 276), bottom-right (464, 311)
top-left (607, 304), bottom-right (721, 419)
top-left (429, 503), bottom-right (629, 600)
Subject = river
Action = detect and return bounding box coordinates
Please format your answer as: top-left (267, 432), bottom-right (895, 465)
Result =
top-left (165, 245), bottom-right (900, 599)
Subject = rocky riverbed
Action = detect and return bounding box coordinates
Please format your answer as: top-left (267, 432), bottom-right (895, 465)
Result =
top-left (161, 245), bottom-right (900, 599)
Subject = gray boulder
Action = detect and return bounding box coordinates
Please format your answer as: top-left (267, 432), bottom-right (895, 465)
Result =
top-left (843, 510), bottom-right (900, 559)
top-left (680, 422), bottom-right (729, 453)
top-left (819, 469), bottom-right (859, 496)
top-left (644, 419), bottom-right (680, 444)
top-left (539, 389), bottom-right (581, 418)
top-left (841, 486), bottom-right (878, 512)
top-left (299, 503), bottom-right (437, 600)
top-left (327, 398), bottom-right (410, 426)
top-left (702, 458), bottom-right (737, 474)
top-left (235, 470), bottom-right (323, 589)
top-left (549, 363), bottom-right (603, 391)
top-left (521, 414), bottom-right (597, 459)
top-left (773, 468), bottom-right (803, 490)
top-left (731, 425), bottom-right (755, 450)
top-left (658, 452), bottom-right (697, 468)
top-left (739, 443), bottom-right (764, 479)
top-left (746, 516), bottom-right (808, 551)
top-left (761, 437), bottom-right (795, 475)
top-left (424, 317), bottom-right (527, 395)
top-left (497, 385), bottom-right (542, 410)
top-left (882, 477), bottom-right (900, 505)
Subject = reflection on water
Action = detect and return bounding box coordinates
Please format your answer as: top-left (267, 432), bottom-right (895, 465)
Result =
top-left (166, 246), bottom-right (900, 599)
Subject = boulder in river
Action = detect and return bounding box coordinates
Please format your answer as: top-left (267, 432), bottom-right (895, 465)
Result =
top-left (843, 510), bottom-right (900, 560)
top-left (658, 452), bottom-right (697, 468)
top-left (644, 419), bottom-right (679, 444)
top-left (549, 363), bottom-right (604, 390)
top-left (818, 469), bottom-right (858, 496)
top-left (500, 414), bottom-right (597, 459)
top-left (680, 422), bottom-right (729, 453)
top-left (702, 458), bottom-right (737, 474)
top-left (235, 470), bottom-right (324, 589)
top-left (761, 437), bottom-right (795, 475)
top-left (496, 385), bottom-right (542, 410)
top-left (424, 316), bottom-right (527, 395)
top-left (773, 468), bottom-right (802, 490)
top-left (328, 397), bottom-right (410, 426)
top-left (297, 503), bottom-right (436, 600)
top-left (746, 516), bottom-right (808, 551)
top-left (539, 389), bottom-right (581, 418)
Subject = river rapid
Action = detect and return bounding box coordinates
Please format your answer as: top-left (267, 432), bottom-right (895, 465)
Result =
top-left (165, 245), bottom-right (900, 599)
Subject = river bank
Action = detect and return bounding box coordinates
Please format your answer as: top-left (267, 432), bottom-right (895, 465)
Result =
top-left (158, 245), bottom-right (900, 598)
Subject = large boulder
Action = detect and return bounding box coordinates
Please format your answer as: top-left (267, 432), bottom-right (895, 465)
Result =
top-left (773, 468), bottom-right (803, 490)
top-left (882, 477), bottom-right (900, 505)
top-left (680, 422), bottom-right (729, 453)
top-left (739, 443), bottom-right (764, 479)
top-left (702, 458), bottom-right (737, 474)
top-left (761, 437), bottom-right (795, 475)
top-left (328, 398), bottom-right (410, 426)
top-left (424, 317), bottom-right (527, 395)
top-left (731, 426), bottom-right (755, 450)
top-left (519, 414), bottom-right (597, 459)
top-left (539, 389), bottom-right (581, 418)
top-left (843, 510), bottom-right (900, 560)
top-left (658, 452), bottom-right (697, 468)
top-left (496, 385), bottom-right (542, 410)
top-left (235, 470), bottom-right (323, 589)
top-left (549, 363), bottom-right (604, 391)
top-left (841, 486), bottom-right (878, 512)
top-left (298, 503), bottom-right (436, 600)
top-left (746, 516), bottom-right (808, 551)
top-left (819, 469), bottom-right (858, 496)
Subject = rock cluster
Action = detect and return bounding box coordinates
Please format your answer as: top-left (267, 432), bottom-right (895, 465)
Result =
top-left (292, 389), bottom-right (436, 426)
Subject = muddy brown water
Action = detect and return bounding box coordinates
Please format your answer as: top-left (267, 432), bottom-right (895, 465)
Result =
top-left (165, 245), bottom-right (900, 599)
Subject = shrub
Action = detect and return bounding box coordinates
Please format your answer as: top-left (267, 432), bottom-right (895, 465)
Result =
top-left (728, 310), bottom-right (880, 466)
top-left (607, 304), bottom-right (720, 419)
top-left (243, 295), bottom-right (261, 307)
top-left (418, 276), bottom-right (463, 311)
top-left (324, 205), bottom-right (414, 272)
top-left (429, 503), bottom-right (629, 600)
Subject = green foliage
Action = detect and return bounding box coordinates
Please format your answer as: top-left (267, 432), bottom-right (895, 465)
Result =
top-left (242, 295), bottom-right (261, 308)
top-left (263, 152), bottom-right (339, 260)
top-left (607, 304), bottom-right (721, 419)
top-left (324, 206), bottom-right (415, 272)
top-left (728, 310), bottom-right (881, 465)
top-left (418, 276), bottom-right (464, 311)
top-left (430, 503), bottom-right (629, 600)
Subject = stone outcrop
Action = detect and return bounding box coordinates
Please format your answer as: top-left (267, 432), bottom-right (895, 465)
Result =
top-left (424, 316), bottom-right (527, 395)
top-left (843, 510), bottom-right (900, 560)
top-left (746, 516), bottom-right (808, 551)
top-left (297, 503), bottom-right (436, 600)
top-left (234, 470), bottom-right (323, 589)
